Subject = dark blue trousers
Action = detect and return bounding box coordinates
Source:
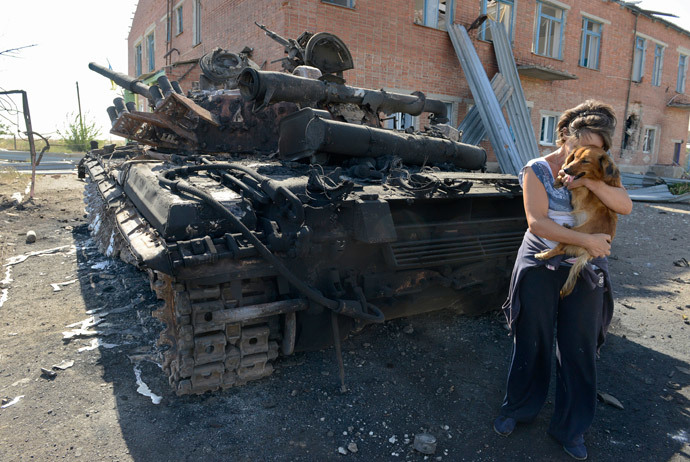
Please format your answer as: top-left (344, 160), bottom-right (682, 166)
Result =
top-left (500, 265), bottom-right (604, 446)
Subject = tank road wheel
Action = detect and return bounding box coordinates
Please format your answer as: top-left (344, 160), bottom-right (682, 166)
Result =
top-left (151, 273), bottom-right (281, 395)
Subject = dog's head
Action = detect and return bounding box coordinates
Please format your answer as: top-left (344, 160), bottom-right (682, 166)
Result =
top-left (556, 145), bottom-right (621, 187)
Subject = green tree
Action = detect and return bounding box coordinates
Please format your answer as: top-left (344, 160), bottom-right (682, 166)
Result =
top-left (57, 112), bottom-right (101, 152)
top-left (0, 121), bottom-right (10, 135)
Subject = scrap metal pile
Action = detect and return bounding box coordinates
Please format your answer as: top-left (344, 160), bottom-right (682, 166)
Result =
top-left (82, 24), bottom-right (526, 395)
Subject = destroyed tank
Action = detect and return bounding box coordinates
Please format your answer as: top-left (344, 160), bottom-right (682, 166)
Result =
top-left (82, 26), bottom-right (526, 395)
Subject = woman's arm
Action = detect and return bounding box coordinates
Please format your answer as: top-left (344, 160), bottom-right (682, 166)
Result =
top-left (563, 176), bottom-right (633, 215)
top-left (523, 168), bottom-right (612, 258)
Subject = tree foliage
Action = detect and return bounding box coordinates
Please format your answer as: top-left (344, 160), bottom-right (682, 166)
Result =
top-left (0, 121), bottom-right (10, 136)
top-left (57, 112), bottom-right (101, 152)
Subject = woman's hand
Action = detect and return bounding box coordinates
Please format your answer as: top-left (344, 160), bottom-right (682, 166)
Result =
top-left (582, 233), bottom-right (611, 258)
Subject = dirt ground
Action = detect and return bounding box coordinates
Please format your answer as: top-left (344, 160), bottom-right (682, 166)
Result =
top-left (0, 171), bottom-right (688, 461)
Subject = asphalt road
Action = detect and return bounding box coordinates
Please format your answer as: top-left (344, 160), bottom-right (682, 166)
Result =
top-left (0, 150), bottom-right (82, 173)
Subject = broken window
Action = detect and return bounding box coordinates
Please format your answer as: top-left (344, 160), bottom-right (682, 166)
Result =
top-left (632, 37), bottom-right (646, 82)
top-left (481, 0), bottom-right (514, 42)
top-left (539, 114), bottom-right (557, 145)
top-left (146, 32), bottom-right (155, 72)
top-left (652, 44), bottom-right (664, 86)
top-left (135, 43), bottom-right (142, 77)
top-left (322, 0), bottom-right (354, 7)
top-left (193, 0), bottom-right (202, 46)
top-left (384, 112), bottom-right (417, 131)
top-left (622, 114), bottom-right (639, 150)
top-left (535, 2), bottom-right (564, 59)
top-left (414, 0), bottom-right (454, 30)
top-left (580, 17), bottom-right (601, 70)
top-left (677, 54), bottom-right (687, 93)
top-left (642, 127), bottom-right (657, 153)
top-left (176, 5), bottom-right (183, 35)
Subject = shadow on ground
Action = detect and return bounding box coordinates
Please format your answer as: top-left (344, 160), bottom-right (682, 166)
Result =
top-left (71, 224), bottom-right (690, 462)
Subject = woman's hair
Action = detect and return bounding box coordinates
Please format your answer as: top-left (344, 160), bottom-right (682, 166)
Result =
top-left (556, 100), bottom-right (617, 151)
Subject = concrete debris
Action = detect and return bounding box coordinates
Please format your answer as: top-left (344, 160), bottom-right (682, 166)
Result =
top-left (78, 338), bottom-right (120, 352)
top-left (347, 442), bottom-right (358, 453)
top-left (0, 266), bottom-right (11, 309)
top-left (63, 328), bottom-right (100, 340)
top-left (133, 363), bottom-right (162, 404)
top-left (4, 244), bottom-right (75, 266)
top-left (40, 367), bottom-right (57, 379)
top-left (10, 192), bottom-right (22, 205)
top-left (413, 433), bottom-right (437, 454)
top-left (25, 230), bottom-right (36, 244)
top-left (90, 260), bottom-right (111, 270)
top-left (337, 447), bottom-right (347, 455)
top-left (1, 395), bottom-right (24, 408)
top-left (52, 360), bottom-right (74, 370)
top-left (673, 258), bottom-right (689, 267)
top-left (597, 391), bottom-right (624, 410)
top-left (50, 278), bottom-right (78, 292)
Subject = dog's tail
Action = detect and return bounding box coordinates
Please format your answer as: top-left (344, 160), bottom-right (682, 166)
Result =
top-left (560, 255), bottom-right (590, 298)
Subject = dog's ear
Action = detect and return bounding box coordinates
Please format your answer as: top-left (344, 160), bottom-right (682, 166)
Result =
top-left (599, 154), bottom-right (621, 186)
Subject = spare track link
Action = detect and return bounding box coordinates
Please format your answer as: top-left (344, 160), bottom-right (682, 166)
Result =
top-left (152, 273), bottom-right (280, 395)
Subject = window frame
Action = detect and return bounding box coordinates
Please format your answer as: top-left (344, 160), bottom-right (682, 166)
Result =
top-left (652, 44), bottom-right (664, 87)
top-left (632, 36), bottom-right (646, 82)
top-left (579, 17), bottom-right (602, 70)
top-left (480, 0), bottom-right (515, 42)
top-left (677, 53), bottom-right (687, 93)
top-left (193, 0), bottom-right (202, 46)
top-left (414, 0), bottom-right (455, 31)
top-left (534, 1), bottom-right (565, 60)
top-left (134, 42), bottom-right (143, 77)
top-left (642, 126), bottom-right (657, 154)
top-left (539, 113), bottom-right (559, 146)
top-left (176, 5), bottom-right (183, 35)
top-left (321, 0), bottom-right (355, 7)
top-left (146, 32), bottom-right (155, 73)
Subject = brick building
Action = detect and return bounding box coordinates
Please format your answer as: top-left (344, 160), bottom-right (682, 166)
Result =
top-left (127, 0), bottom-right (690, 174)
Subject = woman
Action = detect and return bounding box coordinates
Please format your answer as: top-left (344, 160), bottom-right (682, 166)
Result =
top-left (493, 100), bottom-right (632, 460)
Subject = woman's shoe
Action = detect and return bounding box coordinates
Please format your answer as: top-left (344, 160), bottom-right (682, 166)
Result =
top-left (563, 443), bottom-right (588, 460)
top-left (493, 416), bottom-right (516, 436)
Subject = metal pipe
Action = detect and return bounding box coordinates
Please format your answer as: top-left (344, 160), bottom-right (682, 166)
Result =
top-left (113, 97), bottom-right (128, 116)
top-left (292, 116), bottom-right (487, 170)
top-left (149, 85), bottom-right (164, 106)
top-left (171, 80), bottom-right (184, 94)
top-left (88, 62), bottom-right (152, 100)
top-left (157, 75), bottom-right (174, 97)
top-left (106, 106), bottom-right (119, 125)
top-left (125, 101), bottom-right (137, 112)
top-left (238, 68), bottom-right (448, 121)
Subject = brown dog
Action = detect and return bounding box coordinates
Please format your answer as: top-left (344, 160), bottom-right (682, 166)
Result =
top-left (534, 146), bottom-right (621, 297)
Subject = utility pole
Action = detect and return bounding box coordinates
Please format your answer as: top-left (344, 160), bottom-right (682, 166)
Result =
top-left (76, 81), bottom-right (84, 137)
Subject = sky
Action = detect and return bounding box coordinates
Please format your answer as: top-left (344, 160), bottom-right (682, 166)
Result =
top-left (0, 0), bottom-right (689, 145)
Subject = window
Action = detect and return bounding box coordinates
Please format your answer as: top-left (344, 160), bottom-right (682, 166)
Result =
top-left (193, 0), bottom-right (202, 46)
top-left (632, 37), bottom-right (646, 82)
top-left (385, 112), bottom-right (417, 131)
top-left (135, 43), bottom-right (142, 77)
top-left (652, 44), bottom-right (664, 86)
top-left (580, 18), bottom-right (601, 69)
top-left (535, 2), bottom-right (565, 59)
top-left (322, 0), bottom-right (354, 7)
top-left (481, 0), bottom-right (514, 42)
top-left (146, 32), bottom-right (155, 72)
top-left (677, 54), bottom-right (687, 93)
top-left (642, 127), bottom-right (656, 153)
top-left (539, 114), bottom-right (557, 145)
top-left (414, 0), bottom-right (454, 30)
top-left (176, 5), bottom-right (183, 35)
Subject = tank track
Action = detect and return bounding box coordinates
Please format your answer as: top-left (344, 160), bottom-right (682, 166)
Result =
top-left (150, 272), bottom-right (281, 395)
top-left (84, 175), bottom-right (285, 395)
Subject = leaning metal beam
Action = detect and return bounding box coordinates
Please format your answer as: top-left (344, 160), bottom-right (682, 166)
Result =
top-left (489, 19), bottom-right (540, 169)
top-left (448, 24), bottom-right (522, 175)
top-left (458, 72), bottom-right (513, 146)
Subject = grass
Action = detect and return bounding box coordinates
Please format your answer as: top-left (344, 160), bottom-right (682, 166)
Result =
top-left (0, 137), bottom-right (124, 153)
top-left (669, 182), bottom-right (690, 195)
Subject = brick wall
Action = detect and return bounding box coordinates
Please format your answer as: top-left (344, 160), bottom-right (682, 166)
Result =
top-left (128, 0), bottom-right (690, 172)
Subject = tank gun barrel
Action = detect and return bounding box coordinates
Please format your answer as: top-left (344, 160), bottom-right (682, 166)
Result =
top-left (255, 22), bottom-right (291, 48)
top-left (238, 69), bottom-right (447, 122)
top-left (88, 62), bottom-right (152, 100)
